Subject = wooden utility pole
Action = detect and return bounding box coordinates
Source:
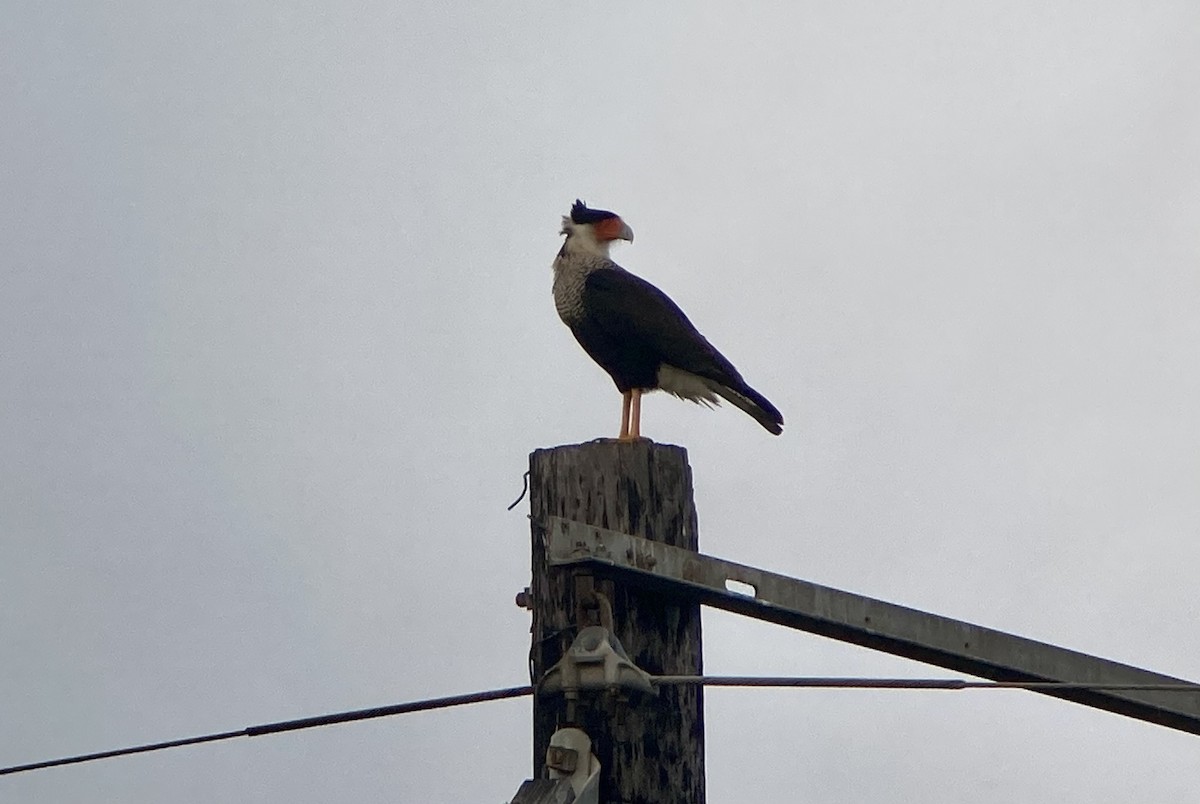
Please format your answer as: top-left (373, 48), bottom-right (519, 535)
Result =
top-left (529, 441), bottom-right (705, 804)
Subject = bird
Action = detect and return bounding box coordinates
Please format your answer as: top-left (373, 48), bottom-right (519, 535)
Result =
top-left (552, 199), bottom-right (783, 441)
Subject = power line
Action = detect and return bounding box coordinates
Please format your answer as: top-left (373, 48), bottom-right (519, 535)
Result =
top-left (5, 676), bottom-right (1198, 778)
top-left (653, 676), bottom-right (1200, 691)
top-left (0, 685), bottom-right (533, 778)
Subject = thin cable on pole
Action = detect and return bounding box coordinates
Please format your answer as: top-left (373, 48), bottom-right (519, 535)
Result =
top-left (507, 470), bottom-right (531, 510)
top-left (0, 685), bottom-right (533, 778)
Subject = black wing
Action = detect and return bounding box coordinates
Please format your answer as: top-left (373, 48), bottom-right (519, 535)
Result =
top-left (581, 269), bottom-right (747, 386)
top-left (579, 268), bottom-right (784, 433)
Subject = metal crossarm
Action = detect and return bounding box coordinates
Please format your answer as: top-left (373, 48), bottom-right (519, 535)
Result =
top-left (545, 516), bottom-right (1200, 736)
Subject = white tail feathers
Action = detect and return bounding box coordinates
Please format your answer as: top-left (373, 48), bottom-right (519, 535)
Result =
top-left (708, 381), bottom-right (784, 435)
top-left (655, 364), bottom-right (784, 435)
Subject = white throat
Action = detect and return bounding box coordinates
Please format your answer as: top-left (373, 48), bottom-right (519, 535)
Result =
top-left (561, 219), bottom-right (613, 259)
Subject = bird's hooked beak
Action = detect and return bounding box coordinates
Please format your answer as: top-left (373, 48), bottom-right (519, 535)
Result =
top-left (594, 216), bottom-right (634, 244)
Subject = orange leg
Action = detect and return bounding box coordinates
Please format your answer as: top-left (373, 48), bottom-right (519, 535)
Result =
top-left (629, 388), bottom-right (643, 440)
top-left (618, 391), bottom-right (632, 439)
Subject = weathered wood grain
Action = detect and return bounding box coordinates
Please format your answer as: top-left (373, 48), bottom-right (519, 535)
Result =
top-left (529, 440), bottom-right (705, 804)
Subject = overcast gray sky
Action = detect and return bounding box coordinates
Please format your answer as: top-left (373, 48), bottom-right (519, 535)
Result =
top-left (3, 2), bottom-right (1199, 801)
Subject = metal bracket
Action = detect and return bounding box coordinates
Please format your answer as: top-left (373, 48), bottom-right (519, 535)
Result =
top-left (545, 515), bottom-right (1200, 736)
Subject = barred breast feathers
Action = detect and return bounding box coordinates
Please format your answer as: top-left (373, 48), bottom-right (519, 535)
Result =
top-left (553, 252), bottom-right (623, 324)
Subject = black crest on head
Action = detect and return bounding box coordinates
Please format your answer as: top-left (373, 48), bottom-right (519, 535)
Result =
top-left (571, 199), bottom-right (618, 225)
